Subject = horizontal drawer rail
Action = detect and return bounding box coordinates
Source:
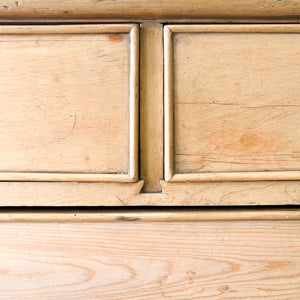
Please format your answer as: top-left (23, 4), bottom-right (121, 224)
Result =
top-left (0, 208), bottom-right (299, 222)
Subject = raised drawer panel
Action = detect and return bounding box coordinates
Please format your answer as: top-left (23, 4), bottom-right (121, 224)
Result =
top-left (0, 24), bottom-right (138, 182)
top-left (165, 25), bottom-right (300, 182)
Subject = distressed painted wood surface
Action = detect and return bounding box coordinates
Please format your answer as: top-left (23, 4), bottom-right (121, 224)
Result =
top-left (0, 220), bottom-right (299, 299)
top-left (166, 25), bottom-right (300, 181)
top-left (0, 24), bottom-right (138, 182)
top-left (0, 0), bottom-right (300, 19)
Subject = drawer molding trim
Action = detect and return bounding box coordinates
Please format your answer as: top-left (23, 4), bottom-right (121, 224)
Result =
top-left (0, 24), bottom-right (139, 183)
top-left (0, 209), bottom-right (299, 222)
top-left (164, 24), bottom-right (300, 183)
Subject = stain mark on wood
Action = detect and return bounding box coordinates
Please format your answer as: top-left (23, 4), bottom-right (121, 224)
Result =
top-left (115, 216), bottom-right (140, 221)
top-left (108, 34), bottom-right (124, 42)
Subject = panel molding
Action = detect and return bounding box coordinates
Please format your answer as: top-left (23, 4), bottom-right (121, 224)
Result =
top-left (0, 209), bottom-right (300, 222)
top-left (164, 24), bottom-right (300, 183)
top-left (0, 24), bottom-right (139, 182)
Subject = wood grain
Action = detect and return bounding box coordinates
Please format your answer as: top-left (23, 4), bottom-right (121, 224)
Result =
top-left (0, 221), bottom-right (299, 299)
top-left (164, 25), bottom-right (174, 182)
top-left (0, 179), bottom-right (299, 206)
top-left (0, 209), bottom-right (300, 222)
top-left (140, 22), bottom-right (164, 192)
top-left (159, 180), bottom-right (300, 206)
top-left (0, 181), bottom-right (144, 206)
top-left (171, 171), bottom-right (300, 182)
top-left (165, 24), bottom-right (300, 182)
top-left (0, 24), bottom-right (138, 182)
top-left (0, 0), bottom-right (300, 19)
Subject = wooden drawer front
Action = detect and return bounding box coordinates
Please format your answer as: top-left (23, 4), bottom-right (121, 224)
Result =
top-left (0, 220), bottom-right (299, 299)
top-left (0, 24), bottom-right (138, 183)
top-left (165, 25), bottom-right (300, 183)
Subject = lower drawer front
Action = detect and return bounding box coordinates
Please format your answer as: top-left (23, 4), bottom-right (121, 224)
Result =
top-left (0, 221), bottom-right (299, 299)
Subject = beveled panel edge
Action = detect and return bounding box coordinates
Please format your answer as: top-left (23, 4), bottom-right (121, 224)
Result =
top-left (164, 25), bottom-right (174, 182)
top-left (164, 24), bottom-right (300, 183)
top-left (167, 24), bottom-right (300, 33)
top-left (0, 23), bottom-right (139, 183)
top-left (0, 209), bottom-right (299, 222)
top-left (171, 172), bottom-right (300, 182)
top-left (0, 24), bottom-right (136, 34)
top-left (0, 172), bottom-right (135, 183)
top-left (129, 24), bottom-right (139, 181)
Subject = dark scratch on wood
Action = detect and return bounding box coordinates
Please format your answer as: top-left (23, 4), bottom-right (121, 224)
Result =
top-left (115, 216), bottom-right (140, 221)
top-left (115, 195), bottom-right (126, 206)
top-left (70, 111), bottom-right (77, 134)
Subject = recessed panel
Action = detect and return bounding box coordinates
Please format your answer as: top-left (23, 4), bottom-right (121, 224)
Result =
top-left (0, 25), bottom-right (138, 182)
top-left (165, 25), bottom-right (300, 182)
